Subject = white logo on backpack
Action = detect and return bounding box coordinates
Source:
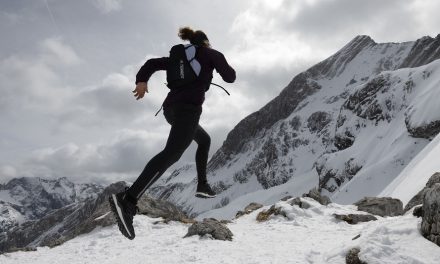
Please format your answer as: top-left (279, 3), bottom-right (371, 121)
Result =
top-left (179, 60), bottom-right (184, 78)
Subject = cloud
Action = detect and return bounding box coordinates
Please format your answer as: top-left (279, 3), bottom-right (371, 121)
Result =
top-left (41, 37), bottom-right (81, 66)
top-left (92, 0), bottom-right (122, 14)
top-left (22, 129), bottom-right (165, 184)
top-left (0, 37), bottom-right (81, 115)
top-left (0, 165), bottom-right (17, 184)
top-left (0, 10), bottom-right (21, 24)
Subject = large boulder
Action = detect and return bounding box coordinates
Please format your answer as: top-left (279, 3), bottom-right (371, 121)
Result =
top-left (405, 172), bottom-right (440, 212)
top-left (137, 195), bottom-right (191, 223)
top-left (184, 218), bottom-right (233, 241)
top-left (405, 118), bottom-right (440, 140)
top-left (354, 197), bottom-right (403, 217)
top-left (421, 183), bottom-right (440, 246)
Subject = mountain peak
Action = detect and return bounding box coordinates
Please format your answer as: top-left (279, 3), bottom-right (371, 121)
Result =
top-left (349, 35), bottom-right (375, 45)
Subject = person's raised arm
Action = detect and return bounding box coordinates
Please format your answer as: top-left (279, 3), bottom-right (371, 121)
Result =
top-left (133, 57), bottom-right (169, 100)
top-left (211, 51), bottom-right (236, 83)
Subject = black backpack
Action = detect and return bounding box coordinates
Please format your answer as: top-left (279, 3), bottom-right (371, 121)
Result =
top-left (155, 44), bottom-right (230, 116)
top-left (166, 44), bottom-right (199, 89)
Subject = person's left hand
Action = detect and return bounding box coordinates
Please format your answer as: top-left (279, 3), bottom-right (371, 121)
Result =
top-left (133, 82), bottom-right (148, 100)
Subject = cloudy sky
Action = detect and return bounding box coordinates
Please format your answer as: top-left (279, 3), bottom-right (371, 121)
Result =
top-left (1, 0), bottom-right (439, 185)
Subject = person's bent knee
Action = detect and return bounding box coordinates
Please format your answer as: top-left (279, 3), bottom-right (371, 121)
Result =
top-left (201, 134), bottom-right (211, 148)
top-left (162, 148), bottom-right (184, 165)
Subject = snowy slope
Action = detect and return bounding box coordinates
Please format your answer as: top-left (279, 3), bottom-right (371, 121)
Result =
top-left (1, 198), bottom-right (439, 264)
top-left (380, 132), bottom-right (440, 205)
top-left (149, 34), bottom-right (440, 218)
top-left (329, 58), bottom-right (440, 203)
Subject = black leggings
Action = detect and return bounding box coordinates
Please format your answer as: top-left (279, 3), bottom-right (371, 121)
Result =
top-left (127, 104), bottom-right (210, 200)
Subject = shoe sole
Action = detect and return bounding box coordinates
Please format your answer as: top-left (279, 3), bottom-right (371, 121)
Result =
top-left (195, 192), bottom-right (217, 198)
top-left (109, 194), bottom-right (135, 240)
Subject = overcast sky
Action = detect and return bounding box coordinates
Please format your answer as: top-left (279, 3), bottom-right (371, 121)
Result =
top-left (1, 0), bottom-right (439, 185)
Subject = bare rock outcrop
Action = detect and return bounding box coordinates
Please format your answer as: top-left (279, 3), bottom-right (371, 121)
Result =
top-left (421, 183), bottom-right (440, 246)
top-left (184, 218), bottom-right (233, 241)
top-left (405, 172), bottom-right (440, 212)
top-left (354, 197), bottom-right (403, 217)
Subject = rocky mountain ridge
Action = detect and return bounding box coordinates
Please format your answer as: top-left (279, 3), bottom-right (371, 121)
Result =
top-left (0, 177), bottom-right (103, 232)
top-left (148, 34), bottom-right (440, 217)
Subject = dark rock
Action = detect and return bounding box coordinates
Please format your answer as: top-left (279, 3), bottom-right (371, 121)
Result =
top-left (406, 118), bottom-right (440, 140)
top-left (334, 213), bottom-right (377, 224)
top-left (343, 75), bottom-right (389, 121)
top-left (346, 248), bottom-right (367, 264)
top-left (354, 197), bottom-right (403, 217)
top-left (243, 202), bottom-right (264, 213)
top-left (334, 133), bottom-right (355, 150)
top-left (307, 111), bottom-right (332, 133)
top-left (220, 220), bottom-right (233, 225)
top-left (280, 195), bottom-right (293, 201)
top-left (289, 116), bottom-right (302, 131)
top-left (400, 34), bottom-right (440, 68)
top-left (413, 206), bottom-right (424, 218)
top-left (302, 188), bottom-right (331, 205)
top-left (235, 202), bottom-right (263, 218)
top-left (405, 172), bottom-right (440, 212)
top-left (230, 136), bottom-right (295, 189)
top-left (256, 205), bottom-right (285, 222)
top-left (137, 195), bottom-right (190, 223)
top-left (288, 197), bottom-right (311, 209)
top-left (184, 218), bottom-right (233, 241)
top-left (317, 158), bottom-right (362, 193)
top-left (421, 183), bottom-right (440, 246)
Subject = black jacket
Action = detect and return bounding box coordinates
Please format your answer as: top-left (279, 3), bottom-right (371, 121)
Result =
top-left (136, 46), bottom-right (236, 106)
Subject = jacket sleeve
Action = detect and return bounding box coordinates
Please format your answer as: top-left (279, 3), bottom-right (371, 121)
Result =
top-left (211, 51), bottom-right (236, 83)
top-left (135, 57), bottom-right (169, 84)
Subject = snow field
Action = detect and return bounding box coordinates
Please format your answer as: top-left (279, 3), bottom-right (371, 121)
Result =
top-left (381, 132), bottom-right (440, 206)
top-left (2, 198), bottom-right (439, 264)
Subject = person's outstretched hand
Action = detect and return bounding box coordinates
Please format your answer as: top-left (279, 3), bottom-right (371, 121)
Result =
top-left (133, 82), bottom-right (148, 100)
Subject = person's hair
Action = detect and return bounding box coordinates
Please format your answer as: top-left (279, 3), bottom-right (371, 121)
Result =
top-left (178, 27), bottom-right (210, 47)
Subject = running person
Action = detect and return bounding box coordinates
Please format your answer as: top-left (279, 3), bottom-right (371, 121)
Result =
top-left (109, 27), bottom-right (236, 239)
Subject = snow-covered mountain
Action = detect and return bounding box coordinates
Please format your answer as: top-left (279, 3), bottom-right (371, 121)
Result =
top-left (0, 177), bottom-right (103, 232)
top-left (148, 34), bottom-right (440, 218)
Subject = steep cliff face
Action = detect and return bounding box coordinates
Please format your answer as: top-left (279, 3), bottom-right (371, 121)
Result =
top-left (148, 34), bottom-right (440, 217)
